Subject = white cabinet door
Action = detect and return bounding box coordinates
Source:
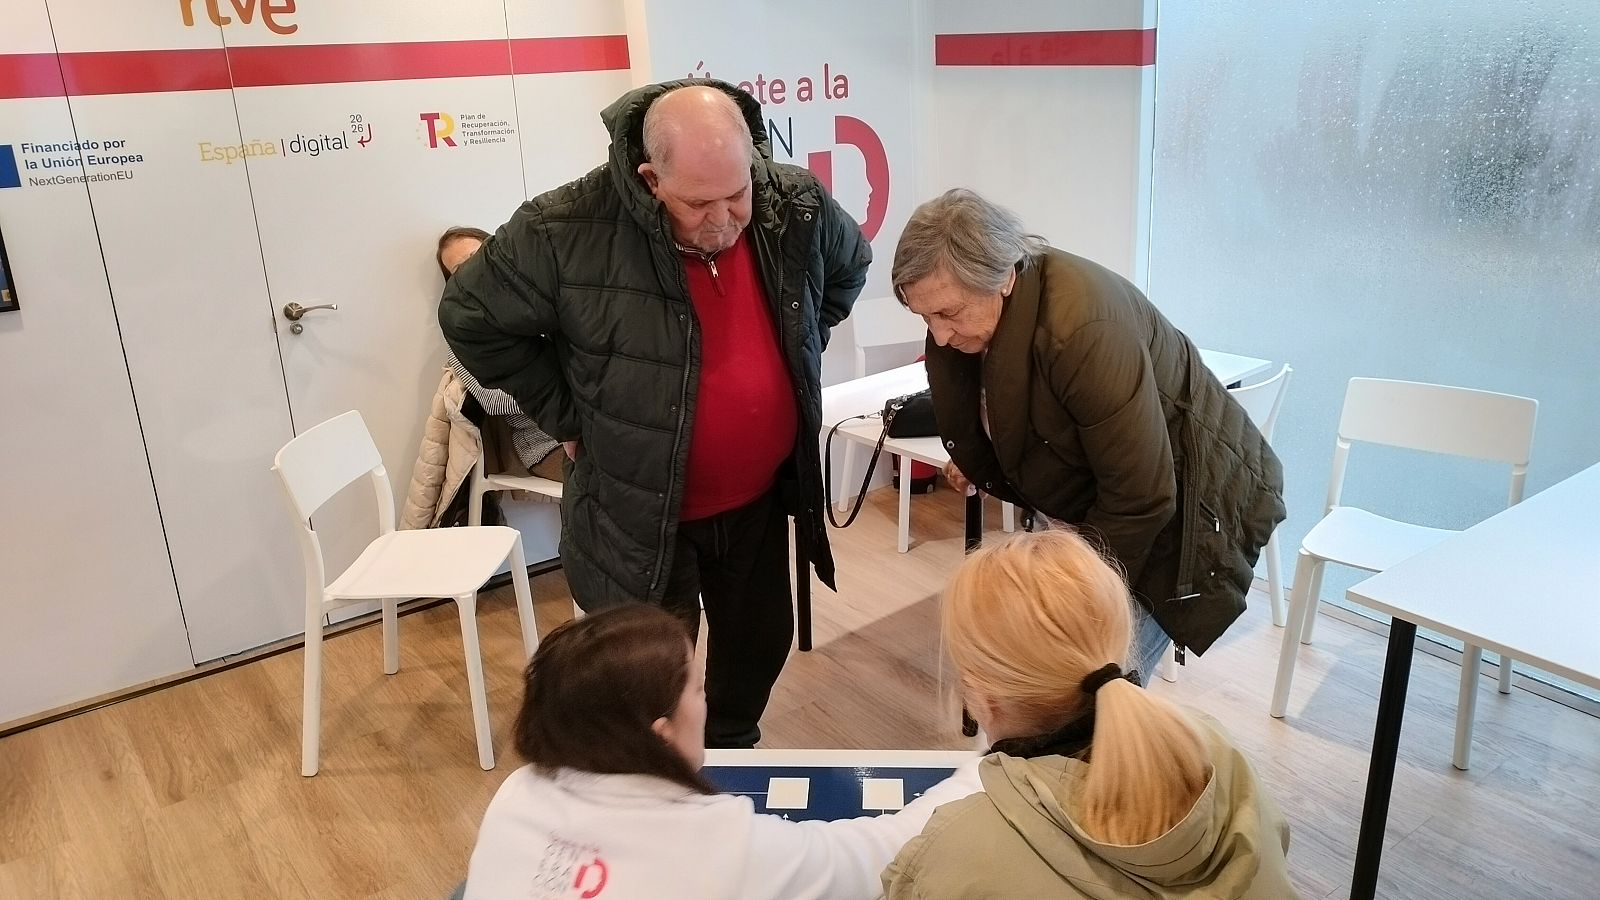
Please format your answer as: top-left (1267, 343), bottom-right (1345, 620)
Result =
top-left (42, 0), bottom-right (304, 664)
top-left (225, 1), bottom-right (533, 621)
top-left (0, 2), bottom-right (194, 722)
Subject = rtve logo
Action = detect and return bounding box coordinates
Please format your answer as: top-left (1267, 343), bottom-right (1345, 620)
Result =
top-left (181, 0), bottom-right (298, 36)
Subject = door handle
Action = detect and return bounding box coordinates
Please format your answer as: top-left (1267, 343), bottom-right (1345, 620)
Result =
top-left (282, 302), bottom-right (338, 321)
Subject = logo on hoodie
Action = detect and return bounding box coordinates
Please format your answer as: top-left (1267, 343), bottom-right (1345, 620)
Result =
top-left (532, 837), bottom-right (608, 898)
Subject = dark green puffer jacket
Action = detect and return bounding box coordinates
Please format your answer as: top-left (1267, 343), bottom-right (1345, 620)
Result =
top-left (926, 249), bottom-right (1285, 655)
top-left (439, 80), bottom-right (871, 608)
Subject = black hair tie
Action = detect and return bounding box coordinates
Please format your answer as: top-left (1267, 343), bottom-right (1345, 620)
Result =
top-left (1080, 663), bottom-right (1140, 695)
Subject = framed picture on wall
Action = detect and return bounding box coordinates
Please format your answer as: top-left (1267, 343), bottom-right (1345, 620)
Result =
top-left (0, 222), bottom-right (17, 312)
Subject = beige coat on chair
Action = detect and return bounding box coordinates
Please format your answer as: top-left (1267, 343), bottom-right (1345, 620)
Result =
top-left (401, 369), bottom-right (482, 530)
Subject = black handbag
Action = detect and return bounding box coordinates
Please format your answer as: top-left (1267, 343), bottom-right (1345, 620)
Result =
top-left (884, 389), bottom-right (938, 438)
top-left (825, 389), bottom-right (939, 528)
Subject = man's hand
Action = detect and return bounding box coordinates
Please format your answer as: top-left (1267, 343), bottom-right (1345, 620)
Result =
top-left (563, 441), bottom-right (582, 461)
top-left (943, 459), bottom-right (975, 496)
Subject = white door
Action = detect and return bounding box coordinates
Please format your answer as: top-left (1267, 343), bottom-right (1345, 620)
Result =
top-left (0, 1), bottom-right (194, 721)
top-left (226, 1), bottom-right (533, 621)
top-left (42, 0), bottom-right (304, 664)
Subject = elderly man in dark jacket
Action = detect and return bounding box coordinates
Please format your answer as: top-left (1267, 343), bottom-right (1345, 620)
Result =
top-left (895, 189), bottom-right (1285, 679)
top-left (440, 80), bottom-right (870, 747)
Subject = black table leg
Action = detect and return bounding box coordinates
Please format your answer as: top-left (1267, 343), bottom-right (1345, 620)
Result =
top-left (794, 523), bottom-right (812, 652)
top-left (964, 492), bottom-right (983, 552)
top-left (1351, 618), bottom-right (1417, 900)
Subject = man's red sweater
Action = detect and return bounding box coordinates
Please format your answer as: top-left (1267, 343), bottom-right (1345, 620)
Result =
top-left (678, 233), bottom-right (798, 522)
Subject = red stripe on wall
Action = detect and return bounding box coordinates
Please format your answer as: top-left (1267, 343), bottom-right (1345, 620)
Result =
top-left (512, 35), bottom-right (630, 74)
top-left (0, 53), bottom-right (67, 100)
top-left (0, 36), bottom-right (630, 98)
top-left (935, 29), bottom-right (1156, 67)
top-left (227, 39), bottom-right (512, 88)
top-left (61, 49), bottom-right (232, 96)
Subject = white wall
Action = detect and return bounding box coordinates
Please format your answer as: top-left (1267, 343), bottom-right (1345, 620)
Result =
top-left (0, 1), bottom-right (195, 722)
top-left (922, 0), bottom-right (1157, 285)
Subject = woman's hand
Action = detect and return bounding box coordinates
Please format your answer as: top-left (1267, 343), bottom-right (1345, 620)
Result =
top-left (563, 441), bottom-right (582, 461)
top-left (944, 459), bottom-right (975, 496)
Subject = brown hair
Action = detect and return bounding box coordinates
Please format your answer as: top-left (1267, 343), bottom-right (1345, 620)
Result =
top-left (514, 604), bottom-right (715, 794)
top-left (436, 225), bottom-right (490, 279)
top-left (942, 528), bottom-right (1210, 845)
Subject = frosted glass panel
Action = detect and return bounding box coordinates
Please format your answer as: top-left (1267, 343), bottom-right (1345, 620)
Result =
top-left (1150, 1), bottom-right (1600, 698)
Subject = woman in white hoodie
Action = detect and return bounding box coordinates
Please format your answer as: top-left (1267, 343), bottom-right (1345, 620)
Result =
top-left (464, 604), bottom-right (981, 900)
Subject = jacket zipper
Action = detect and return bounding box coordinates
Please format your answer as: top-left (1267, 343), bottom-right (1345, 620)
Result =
top-left (679, 243), bottom-right (727, 296)
top-left (764, 208), bottom-right (799, 446)
top-left (649, 240), bottom-right (697, 595)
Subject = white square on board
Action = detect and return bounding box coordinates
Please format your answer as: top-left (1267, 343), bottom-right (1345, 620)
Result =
top-left (765, 777), bottom-right (810, 810)
top-left (862, 778), bottom-right (905, 811)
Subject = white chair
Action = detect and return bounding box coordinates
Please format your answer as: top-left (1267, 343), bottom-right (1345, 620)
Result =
top-left (466, 449), bottom-right (563, 527)
top-left (1268, 378), bottom-right (1537, 771)
top-left (1229, 365), bottom-right (1294, 628)
top-left (1158, 364), bottom-right (1294, 684)
top-left (468, 450), bottom-right (588, 623)
top-left (272, 411), bottom-right (539, 776)
top-left (849, 295), bottom-right (930, 379)
top-left (839, 297), bottom-right (1015, 548)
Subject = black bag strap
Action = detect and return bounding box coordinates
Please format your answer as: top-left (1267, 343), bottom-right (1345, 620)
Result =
top-left (824, 409), bottom-right (897, 529)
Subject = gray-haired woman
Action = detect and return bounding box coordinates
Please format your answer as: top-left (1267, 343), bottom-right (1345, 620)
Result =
top-left (894, 188), bottom-right (1285, 677)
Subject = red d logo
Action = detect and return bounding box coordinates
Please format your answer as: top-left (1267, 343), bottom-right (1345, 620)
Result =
top-left (806, 116), bottom-right (889, 241)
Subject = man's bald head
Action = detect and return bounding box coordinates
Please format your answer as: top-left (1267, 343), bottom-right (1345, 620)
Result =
top-left (638, 86), bottom-right (757, 253)
top-left (641, 85), bottom-right (753, 175)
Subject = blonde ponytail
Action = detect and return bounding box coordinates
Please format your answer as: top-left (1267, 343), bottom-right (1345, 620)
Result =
top-left (1081, 677), bottom-right (1209, 844)
top-left (942, 528), bottom-right (1211, 846)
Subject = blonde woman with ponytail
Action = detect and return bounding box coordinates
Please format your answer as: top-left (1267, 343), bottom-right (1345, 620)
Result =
top-left (883, 529), bottom-right (1298, 899)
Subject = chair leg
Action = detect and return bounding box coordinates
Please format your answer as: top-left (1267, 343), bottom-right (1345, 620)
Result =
top-left (1270, 551), bottom-right (1320, 718)
top-left (1454, 643), bottom-right (1485, 770)
top-left (1298, 557), bottom-right (1326, 645)
top-left (301, 600), bottom-right (325, 777)
top-left (1158, 642), bottom-right (1179, 683)
top-left (1001, 502), bottom-right (1016, 533)
top-left (897, 465), bottom-right (912, 553)
top-left (381, 598), bottom-right (399, 675)
top-left (1497, 654), bottom-right (1514, 694)
top-left (508, 537), bottom-right (539, 659)
top-left (1265, 530), bottom-right (1286, 627)
top-left (455, 594), bottom-right (495, 771)
top-left (838, 441), bottom-right (860, 513)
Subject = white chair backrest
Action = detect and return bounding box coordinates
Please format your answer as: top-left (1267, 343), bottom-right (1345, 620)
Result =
top-left (851, 296), bottom-right (929, 376)
top-left (272, 410), bottom-right (385, 521)
top-left (1338, 378), bottom-right (1538, 465)
top-left (1228, 364), bottom-right (1293, 441)
top-left (1328, 378), bottom-right (1538, 511)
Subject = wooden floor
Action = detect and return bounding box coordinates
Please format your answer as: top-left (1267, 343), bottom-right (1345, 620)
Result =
top-left (3, 488), bottom-right (1598, 899)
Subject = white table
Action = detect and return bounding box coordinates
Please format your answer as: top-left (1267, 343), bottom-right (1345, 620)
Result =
top-left (702, 748), bottom-right (976, 820)
top-left (822, 349), bottom-right (1274, 552)
top-left (1342, 461), bottom-right (1600, 899)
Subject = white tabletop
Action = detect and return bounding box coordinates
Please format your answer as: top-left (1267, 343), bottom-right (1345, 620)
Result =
top-left (703, 748), bottom-right (977, 768)
top-left (1347, 462), bottom-right (1600, 692)
top-left (822, 348), bottom-right (1274, 467)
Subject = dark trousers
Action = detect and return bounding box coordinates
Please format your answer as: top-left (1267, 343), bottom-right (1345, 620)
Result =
top-left (660, 487), bottom-right (794, 749)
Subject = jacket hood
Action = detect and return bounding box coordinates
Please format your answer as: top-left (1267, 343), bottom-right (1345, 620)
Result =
top-left (599, 79), bottom-right (774, 235)
top-left (979, 715), bottom-right (1280, 891)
